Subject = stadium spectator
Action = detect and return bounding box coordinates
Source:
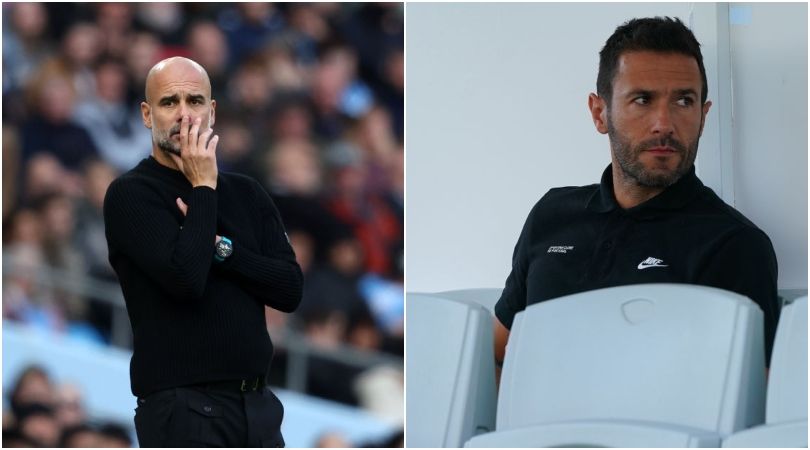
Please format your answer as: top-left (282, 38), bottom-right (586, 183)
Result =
top-left (310, 42), bottom-right (364, 140)
top-left (3, 427), bottom-right (38, 447)
top-left (73, 58), bottom-right (152, 172)
top-left (269, 95), bottom-right (315, 142)
top-left (15, 403), bottom-right (61, 447)
top-left (93, 3), bottom-right (135, 61)
top-left (263, 40), bottom-right (311, 94)
top-left (219, 3), bottom-right (286, 66)
top-left (96, 422), bottom-right (133, 447)
top-left (288, 3), bottom-right (340, 51)
top-left (2, 225), bottom-right (49, 323)
top-left (124, 31), bottom-right (162, 104)
top-left (9, 366), bottom-right (56, 416)
top-left (224, 57), bottom-right (276, 145)
top-left (3, 125), bottom-right (20, 218)
top-left (133, 3), bottom-right (187, 46)
top-left (20, 153), bottom-right (82, 207)
top-left (2, 3), bottom-right (52, 97)
top-left (74, 159), bottom-right (118, 282)
top-left (323, 139), bottom-right (402, 277)
top-left (53, 383), bottom-right (86, 429)
top-left (59, 424), bottom-right (101, 448)
top-left (20, 65), bottom-right (99, 172)
top-left (314, 430), bottom-right (352, 448)
top-left (2, 3), bottom-right (52, 125)
top-left (186, 20), bottom-right (230, 94)
top-left (59, 21), bottom-right (104, 102)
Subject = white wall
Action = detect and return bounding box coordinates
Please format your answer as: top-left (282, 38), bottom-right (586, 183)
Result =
top-left (406, 3), bottom-right (808, 292)
top-left (727, 3), bottom-right (807, 289)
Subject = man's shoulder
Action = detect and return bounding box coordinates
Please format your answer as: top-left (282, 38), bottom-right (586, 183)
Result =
top-left (687, 187), bottom-right (776, 255)
top-left (108, 163), bottom-right (148, 190)
top-left (104, 161), bottom-right (165, 205)
top-left (218, 171), bottom-right (264, 194)
top-left (217, 171), bottom-right (279, 207)
top-left (528, 183), bottom-right (600, 215)
top-left (544, 183), bottom-right (600, 201)
top-left (694, 187), bottom-right (770, 237)
top-left (219, 170), bottom-right (259, 185)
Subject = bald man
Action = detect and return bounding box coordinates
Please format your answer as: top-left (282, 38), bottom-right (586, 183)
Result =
top-left (103, 57), bottom-right (302, 447)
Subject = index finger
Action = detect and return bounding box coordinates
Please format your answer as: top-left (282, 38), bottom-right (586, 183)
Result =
top-left (179, 115), bottom-right (190, 153)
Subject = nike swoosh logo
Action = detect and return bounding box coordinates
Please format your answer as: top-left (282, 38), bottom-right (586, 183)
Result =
top-left (638, 262), bottom-right (668, 270)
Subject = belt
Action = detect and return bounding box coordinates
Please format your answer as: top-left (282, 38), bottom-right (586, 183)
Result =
top-left (197, 376), bottom-right (266, 392)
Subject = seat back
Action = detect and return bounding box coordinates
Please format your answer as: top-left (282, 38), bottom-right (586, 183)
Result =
top-left (497, 284), bottom-right (766, 437)
top-left (433, 288), bottom-right (503, 314)
top-left (766, 296), bottom-right (808, 423)
top-left (405, 294), bottom-right (497, 447)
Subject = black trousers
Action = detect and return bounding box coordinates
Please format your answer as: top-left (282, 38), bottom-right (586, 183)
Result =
top-left (134, 385), bottom-right (285, 448)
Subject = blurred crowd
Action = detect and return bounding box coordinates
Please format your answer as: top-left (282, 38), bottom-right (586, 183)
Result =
top-left (2, 2), bottom-right (404, 442)
top-left (3, 365), bottom-right (132, 447)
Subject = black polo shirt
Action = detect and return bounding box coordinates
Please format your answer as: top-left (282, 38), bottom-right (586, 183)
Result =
top-left (495, 164), bottom-right (780, 361)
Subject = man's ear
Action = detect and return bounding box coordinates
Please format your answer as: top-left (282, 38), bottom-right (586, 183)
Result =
top-left (699, 100), bottom-right (712, 136)
top-left (141, 102), bottom-right (152, 129)
top-left (209, 99), bottom-right (216, 127)
top-left (588, 93), bottom-right (609, 135)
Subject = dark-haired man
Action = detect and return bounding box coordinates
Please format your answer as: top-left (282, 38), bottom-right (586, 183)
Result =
top-left (494, 17), bottom-right (779, 368)
top-left (104, 57), bottom-right (302, 447)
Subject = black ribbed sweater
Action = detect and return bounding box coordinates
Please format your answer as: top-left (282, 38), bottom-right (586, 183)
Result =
top-left (104, 156), bottom-right (303, 397)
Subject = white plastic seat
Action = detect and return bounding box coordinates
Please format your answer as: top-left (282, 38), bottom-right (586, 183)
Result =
top-left (405, 293), bottom-right (497, 447)
top-left (722, 296), bottom-right (808, 448)
top-left (433, 288), bottom-right (503, 313)
top-left (465, 284), bottom-right (767, 448)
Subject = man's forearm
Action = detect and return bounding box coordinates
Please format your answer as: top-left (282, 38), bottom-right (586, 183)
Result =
top-left (220, 245), bottom-right (303, 312)
top-left (494, 317), bottom-right (510, 389)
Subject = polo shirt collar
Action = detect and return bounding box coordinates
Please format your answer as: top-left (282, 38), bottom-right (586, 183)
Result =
top-left (586, 163), bottom-right (703, 216)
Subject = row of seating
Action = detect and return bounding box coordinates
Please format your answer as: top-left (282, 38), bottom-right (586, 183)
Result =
top-left (405, 284), bottom-right (807, 447)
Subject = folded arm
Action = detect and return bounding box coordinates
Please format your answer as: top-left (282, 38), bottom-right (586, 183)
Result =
top-left (104, 181), bottom-right (218, 300)
top-left (217, 181), bottom-right (303, 312)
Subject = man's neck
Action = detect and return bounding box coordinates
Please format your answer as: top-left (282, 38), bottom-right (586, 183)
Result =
top-left (611, 163), bottom-right (665, 210)
top-left (151, 148), bottom-right (180, 171)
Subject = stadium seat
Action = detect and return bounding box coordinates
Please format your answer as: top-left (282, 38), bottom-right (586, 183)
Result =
top-left (433, 288), bottom-right (503, 313)
top-left (465, 284), bottom-right (767, 448)
top-left (722, 296), bottom-right (808, 448)
top-left (405, 294), bottom-right (497, 447)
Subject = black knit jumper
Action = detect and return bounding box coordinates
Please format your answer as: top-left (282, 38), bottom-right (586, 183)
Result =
top-left (104, 156), bottom-right (303, 397)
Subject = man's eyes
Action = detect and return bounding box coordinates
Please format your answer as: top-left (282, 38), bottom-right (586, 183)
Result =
top-left (676, 96), bottom-right (695, 106)
top-left (160, 98), bottom-right (204, 106)
top-left (632, 96), bottom-right (695, 106)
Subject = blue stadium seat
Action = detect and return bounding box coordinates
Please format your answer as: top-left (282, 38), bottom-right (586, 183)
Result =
top-left (405, 293), bottom-right (497, 447)
top-left (465, 284), bottom-right (767, 448)
top-left (722, 296), bottom-right (808, 448)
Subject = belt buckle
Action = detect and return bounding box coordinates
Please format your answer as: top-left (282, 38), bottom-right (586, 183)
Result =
top-left (241, 377), bottom-right (260, 392)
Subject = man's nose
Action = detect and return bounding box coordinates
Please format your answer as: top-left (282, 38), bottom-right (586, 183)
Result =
top-left (176, 103), bottom-right (192, 123)
top-left (651, 104), bottom-right (675, 136)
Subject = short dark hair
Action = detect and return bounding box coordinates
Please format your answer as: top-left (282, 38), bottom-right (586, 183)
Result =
top-left (597, 17), bottom-right (708, 106)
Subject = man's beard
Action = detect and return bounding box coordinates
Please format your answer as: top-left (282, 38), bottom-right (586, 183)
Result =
top-left (606, 113), bottom-right (699, 188)
top-left (155, 125), bottom-right (182, 156)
